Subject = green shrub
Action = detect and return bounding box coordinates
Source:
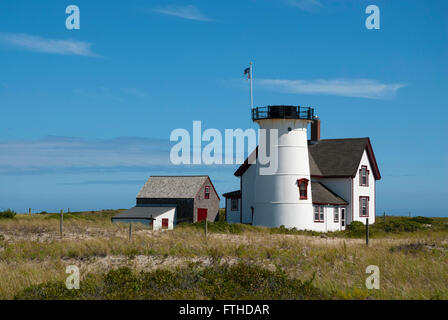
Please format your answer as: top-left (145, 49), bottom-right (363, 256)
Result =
top-left (383, 219), bottom-right (423, 233)
top-left (218, 208), bottom-right (226, 222)
top-left (15, 263), bottom-right (328, 300)
top-left (0, 209), bottom-right (16, 219)
top-left (409, 216), bottom-right (433, 224)
top-left (186, 220), bottom-right (257, 234)
top-left (345, 221), bottom-right (366, 238)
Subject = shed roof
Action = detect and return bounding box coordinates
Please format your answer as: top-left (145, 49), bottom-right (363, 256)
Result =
top-left (137, 176), bottom-right (219, 199)
top-left (311, 182), bottom-right (348, 205)
top-left (111, 206), bottom-right (176, 220)
top-left (223, 190), bottom-right (241, 198)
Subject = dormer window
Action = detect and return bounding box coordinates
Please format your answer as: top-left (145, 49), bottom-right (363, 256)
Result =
top-left (204, 186), bottom-right (210, 199)
top-left (359, 166), bottom-right (369, 186)
top-left (297, 178), bottom-right (309, 200)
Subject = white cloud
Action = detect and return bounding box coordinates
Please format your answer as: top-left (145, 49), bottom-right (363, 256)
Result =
top-left (0, 136), bottom-right (170, 174)
top-left (152, 5), bottom-right (213, 21)
top-left (257, 78), bottom-right (406, 99)
top-left (0, 33), bottom-right (98, 57)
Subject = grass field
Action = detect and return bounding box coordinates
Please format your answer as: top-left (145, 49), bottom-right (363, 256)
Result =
top-left (0, 209), bottom-right (447, 299)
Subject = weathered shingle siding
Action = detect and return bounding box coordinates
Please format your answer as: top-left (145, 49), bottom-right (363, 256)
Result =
top-left (193, 177), bottom-right (220, 222)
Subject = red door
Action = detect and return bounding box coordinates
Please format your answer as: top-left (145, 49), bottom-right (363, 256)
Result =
top-left (197, 208), bottom-right (208, 222)
top-left (162, 218), bottom-right (169, 229)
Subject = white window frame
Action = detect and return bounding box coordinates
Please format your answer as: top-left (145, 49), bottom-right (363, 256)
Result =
top-left (314, 205), bottom-right (324, 223)
top-left (334, 207), bottom-right (339, 223)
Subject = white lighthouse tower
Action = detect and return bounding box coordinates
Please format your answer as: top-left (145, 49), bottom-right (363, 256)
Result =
top-left (252, 105), bottom-right (315, 229)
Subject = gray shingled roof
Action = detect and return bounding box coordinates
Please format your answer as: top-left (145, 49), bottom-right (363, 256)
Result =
top-left (235, 137), bottom-right (380, 179)
top-left (308, 138), bottom-right (369, 177)
top-left (308, 151), bottom-right (322, 176)
top-left (137, 176), bottom-right (208, 199)
top-left (311, 182), bottom-right (348, 205)
top-left (112, 206), bottom-right (176, 220)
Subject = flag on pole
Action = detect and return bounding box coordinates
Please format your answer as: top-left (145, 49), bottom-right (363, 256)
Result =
top-left (244, 67), bottom-right (251, 79)
top-left (244, 63), bottom-right (254, 109)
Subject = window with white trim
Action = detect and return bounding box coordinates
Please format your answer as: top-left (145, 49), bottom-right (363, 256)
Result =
top-left (204, 186), bottom-right (210, 199)
top-left (334, 207), bottom-right (339, 222)
top-left (314, 205), bottom-right (324, 222)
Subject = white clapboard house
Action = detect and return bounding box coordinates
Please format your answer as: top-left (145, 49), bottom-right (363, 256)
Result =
top-left (223, 105), bottom-right (381, 232)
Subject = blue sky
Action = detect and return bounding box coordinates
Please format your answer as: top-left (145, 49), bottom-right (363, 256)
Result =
top-left (0, 0), bottom-right (447, 216)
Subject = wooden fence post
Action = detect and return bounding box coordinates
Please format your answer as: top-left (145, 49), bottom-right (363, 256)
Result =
top-left (129, 224), bottom-right (132, 241)
top-left (366, 218), bottom-right (369, 247)
top-left (60, 209), bottom-right (63, 238)
top-left (29, 208), bottom-right (31, 215)
top-left (383, 211), bottom-right (386, 224)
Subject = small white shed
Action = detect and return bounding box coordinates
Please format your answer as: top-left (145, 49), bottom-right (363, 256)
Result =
top-left (111, 206), bottom-right (176, 230)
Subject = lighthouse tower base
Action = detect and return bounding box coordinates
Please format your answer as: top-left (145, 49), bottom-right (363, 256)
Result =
top-left (252, 203), bottom-right (315, 229)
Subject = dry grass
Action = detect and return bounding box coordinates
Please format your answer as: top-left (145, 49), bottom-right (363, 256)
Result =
top-left (0, 211), bottom-right (447, 299)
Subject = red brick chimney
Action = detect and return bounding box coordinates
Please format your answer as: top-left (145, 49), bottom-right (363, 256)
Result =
top-left (311, 118), bottom-right (320, 141)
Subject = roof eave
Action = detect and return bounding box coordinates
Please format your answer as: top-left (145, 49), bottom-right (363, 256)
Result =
top-left (365, 138), bottom-right (381, 180)
top-left (312, 202), bottom-right (349, 206)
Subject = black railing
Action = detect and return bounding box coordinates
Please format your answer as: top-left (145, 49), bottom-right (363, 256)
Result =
top-left (252, 105), bottom-right (314, 121)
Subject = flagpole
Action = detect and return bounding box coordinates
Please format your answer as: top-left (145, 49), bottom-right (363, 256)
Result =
top-left (249, 62), bottom-right (254, 109)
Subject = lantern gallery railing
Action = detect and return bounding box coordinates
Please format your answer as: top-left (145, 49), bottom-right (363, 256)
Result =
top-left (252, 105), bottom-right (315, 121)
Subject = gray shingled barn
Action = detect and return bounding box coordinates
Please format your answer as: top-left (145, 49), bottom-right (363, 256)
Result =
top-left (112, 176), bottom-right (220, 229)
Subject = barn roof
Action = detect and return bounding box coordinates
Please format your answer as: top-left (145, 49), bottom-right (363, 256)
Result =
top-left (137, 176), bottom-right (219, 199)
top-left (311, 182), bottom-right (348, 205)
top-left (235, 138), bottom-right (381, 180)
top-left (111, 206), bottom-right (176, 220)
